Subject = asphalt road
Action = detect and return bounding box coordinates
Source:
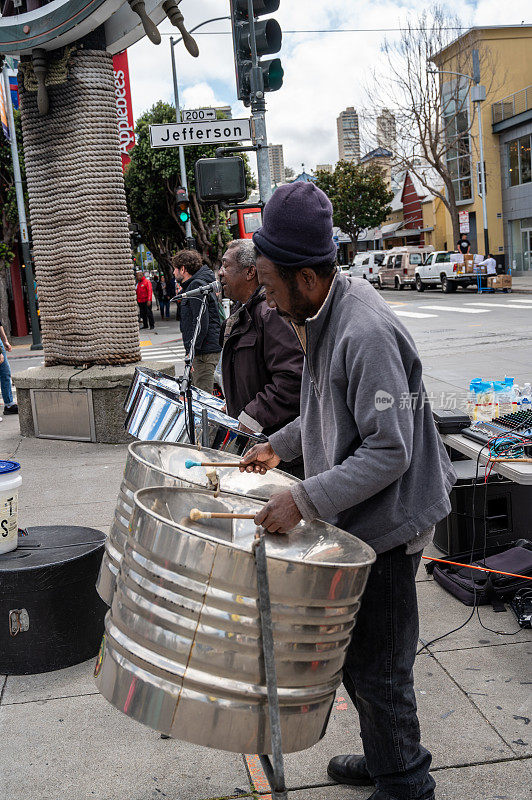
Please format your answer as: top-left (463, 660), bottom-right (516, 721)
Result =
top-left (9, 288), bottom-right (532, 402)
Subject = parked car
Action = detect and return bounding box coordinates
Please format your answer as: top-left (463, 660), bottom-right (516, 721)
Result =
top-left (376, 246), bottom-right (434, 290)
top-left (414, 251), bottom-right (479, 293)
top-left (349, 251), bottom-right (386, 283)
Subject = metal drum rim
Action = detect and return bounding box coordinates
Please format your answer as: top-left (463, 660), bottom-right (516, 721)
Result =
top-left (133, 487), bottom-right (377, 570)
top-left (127, 440), bottom-right (299, 486)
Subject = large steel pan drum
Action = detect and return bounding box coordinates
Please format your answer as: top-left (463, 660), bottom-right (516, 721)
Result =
top-left (96, 443), bottom-right (300, 605)
top-left (94, 488), bottom-right (375, 754)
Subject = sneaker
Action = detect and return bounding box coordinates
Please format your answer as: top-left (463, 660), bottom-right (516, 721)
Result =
top-left (4, 404), bottom-right (18, 415)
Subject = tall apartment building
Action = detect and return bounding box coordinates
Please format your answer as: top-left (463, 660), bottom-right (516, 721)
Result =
top-left (336, 107), bottom-right (360, 163)
top-left (268, 144), bottom-right (285, 185)
top-left (376, 109), bottom-right (396, 153)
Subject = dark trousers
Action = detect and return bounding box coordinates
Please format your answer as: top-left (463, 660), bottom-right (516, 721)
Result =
top-left (343, 545), bottom-right (435, 800)
top-left (159, 299), bottom-right (170, 319)
top-left (138, 302), bottom-right (154, 329)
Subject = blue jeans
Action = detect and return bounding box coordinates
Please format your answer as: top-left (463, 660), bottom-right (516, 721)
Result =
top-left (160, 299), bottom-right (170, 319)
top-left (0, 341), bottom-right (13, 406)
top-left (343, 545), bottom-right (435, 800)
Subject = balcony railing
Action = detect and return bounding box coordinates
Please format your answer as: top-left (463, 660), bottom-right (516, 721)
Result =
top-left (492, 86), bottom-right (532, 124)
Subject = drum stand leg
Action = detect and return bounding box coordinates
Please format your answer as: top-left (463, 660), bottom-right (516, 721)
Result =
top-left (252, 530), bottom-right (288, 800)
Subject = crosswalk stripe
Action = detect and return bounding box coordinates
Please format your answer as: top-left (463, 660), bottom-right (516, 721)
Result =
top-left (395, 310), bottom-right (438, 319)
top-left (420, 305), bottom-right (489, 314)
top-left (505, 297), bottom-right (532, 303)
top-left (466, 302), bottom-right (532, 310)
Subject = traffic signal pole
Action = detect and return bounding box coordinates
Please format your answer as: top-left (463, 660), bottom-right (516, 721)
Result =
top-left (246, 0), bottom-right (273, 205)
top-left (170, 36), bottom-right (194, 247)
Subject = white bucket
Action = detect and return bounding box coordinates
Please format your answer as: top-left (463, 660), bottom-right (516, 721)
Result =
top-left (0, 461), bottom-right (22, 555)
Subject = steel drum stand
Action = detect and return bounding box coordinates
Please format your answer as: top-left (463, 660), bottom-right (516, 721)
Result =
top-left (252, 529), bottom-right (288, 800)
top-left (176, 289), bottom-right (211, 446)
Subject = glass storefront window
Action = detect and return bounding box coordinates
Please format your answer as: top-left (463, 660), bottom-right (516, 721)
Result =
top-left (509, 219), bottom-right (532, 272)
top-left (508, 141), bottom-right (519, 186)
top-left (519, 136), bottom-right (531, 183)
top-left (443, 80), bottom-right (472, 202)
top-left (508, 135), bottom-right (532, 186)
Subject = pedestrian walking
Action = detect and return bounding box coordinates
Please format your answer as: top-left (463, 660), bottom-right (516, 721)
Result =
top-left (135, 271), bottom-right (155, 330)
top-left (173, 250), bottom-right (221, 393)
top-left (240, 182), bottom-right (456, 800)
top-left (219, 238), bottom-right (303, 457)
top-left (0, 319), bottom-right (18, 415)
top-left (156, 276), bottom-right (171, 319)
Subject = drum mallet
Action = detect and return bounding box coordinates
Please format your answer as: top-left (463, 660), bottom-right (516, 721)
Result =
top-left (185, 459), bottom-right (243, 469)
top-left (189, 508), bottom-right (255, 521)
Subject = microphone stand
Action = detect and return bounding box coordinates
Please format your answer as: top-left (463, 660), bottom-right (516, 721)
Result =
top-left (171, 285), bottom-right (216, 445)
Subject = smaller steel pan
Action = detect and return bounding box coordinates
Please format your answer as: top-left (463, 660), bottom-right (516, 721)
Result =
top-left (96, 442), bottom-right (300, 606)
top-left (95, 487), bottom-right (375, 754)
top-left (125, 382), bottom-right (264, 453)
top-left (124, 366), bottom-right (225, 415)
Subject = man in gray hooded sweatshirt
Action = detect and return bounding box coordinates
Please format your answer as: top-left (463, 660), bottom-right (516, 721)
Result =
top-left (240, 182), bottom-right (456, 800)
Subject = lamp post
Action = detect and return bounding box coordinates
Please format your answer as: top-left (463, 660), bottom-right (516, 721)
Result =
top-left (170, 16), bottom-right (230, 249)
top-left (429, 54), bottom-right (489, 255)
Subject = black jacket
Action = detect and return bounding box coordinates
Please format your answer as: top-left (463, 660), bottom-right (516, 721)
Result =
top-left (179, 265), bottom-right (222, 355)
top-left (221, 287), bottom-right (303, 435)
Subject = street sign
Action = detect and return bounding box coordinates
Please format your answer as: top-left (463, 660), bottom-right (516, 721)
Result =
top-left (149, 119), bottom-right (252, 149)
top-left (459, 210), bottom-right (470, 234)
top-left (181, 108), bottom-right (216, 122)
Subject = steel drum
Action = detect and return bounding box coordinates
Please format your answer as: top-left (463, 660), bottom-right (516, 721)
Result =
top-left (96, 442), bottom-right (300, 605)
top-left (94, 487), bottom-right (375, 754)
top-left (124, 366), bottom-right (225, 415)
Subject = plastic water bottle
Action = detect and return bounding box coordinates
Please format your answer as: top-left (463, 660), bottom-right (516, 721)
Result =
top-left (467, 378), bottom-right (482, 420)
top-left (498, 380), bottom-right (513, 417)
top-left (521, 383), bottom-right (532, 410)
top-left (476, 381), bottom-right (495, 422)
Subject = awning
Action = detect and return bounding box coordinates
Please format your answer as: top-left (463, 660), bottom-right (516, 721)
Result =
top-left (382, 226), bottom-right (422, 239)
top-left (380, 222), bottom-right (403, 236)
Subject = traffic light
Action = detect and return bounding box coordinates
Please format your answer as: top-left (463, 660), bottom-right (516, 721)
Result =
top-left (230, 0), bottom-right (283, 107)
top-left (129, 222), bottom-right (142, 249)
top-left (176, 188), bottom-right (190, 223)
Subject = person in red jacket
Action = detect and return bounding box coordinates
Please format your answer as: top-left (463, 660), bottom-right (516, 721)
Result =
top-left (136, 271), bottom-right (155, 330)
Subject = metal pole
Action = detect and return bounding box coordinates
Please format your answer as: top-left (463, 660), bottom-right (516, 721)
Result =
top-left (247, 0), bottom-right (273, 206)
top-left (476, 99), bottom-right (490, 255)
top-left (2, 66), bottom-right (42, 349)
top-left (170, 36), bottom-right (194, 247)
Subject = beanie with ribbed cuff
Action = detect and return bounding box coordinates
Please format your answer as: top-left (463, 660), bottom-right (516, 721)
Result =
top-left (253, 182), bottom-right (337, 268)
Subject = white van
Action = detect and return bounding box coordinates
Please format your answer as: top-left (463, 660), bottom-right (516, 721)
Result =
top-left (349, 251), bottom-right (386, 284)
top-left (376, 246), bottom-right (434, 289)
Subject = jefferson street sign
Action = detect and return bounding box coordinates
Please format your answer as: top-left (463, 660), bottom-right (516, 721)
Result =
top-left (149, 119), bottom-right (252, 149)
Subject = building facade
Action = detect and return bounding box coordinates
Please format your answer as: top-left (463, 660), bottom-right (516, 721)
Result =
top-left (268, 144), bottom-right (285, 185)
top-left (432, 24), bottom-right (532, 270)
top-left (316, 163), bottom-right (333, 173)
top-left (337, 107), bottom-right (360, 163)
top-left (376, 109), bottom-right (396, 153)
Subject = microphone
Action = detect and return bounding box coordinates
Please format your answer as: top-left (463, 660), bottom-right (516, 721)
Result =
top-left (171, 280), bottom-right (221, 302)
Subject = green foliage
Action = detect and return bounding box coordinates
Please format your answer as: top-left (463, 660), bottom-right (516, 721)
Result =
top-left (315, 160), bottom-right (394, 254)
top-left (0, 110), bottom-right (26, 270)
top-left (125, 101), bottom-right (255, 275)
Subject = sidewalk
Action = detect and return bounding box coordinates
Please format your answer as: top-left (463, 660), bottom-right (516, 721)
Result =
top-left (0, 413), bottom-right (530, 800)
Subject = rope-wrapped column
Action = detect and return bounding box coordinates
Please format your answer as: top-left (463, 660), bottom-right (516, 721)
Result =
top-left (19, 48), bottom-right (141, 366)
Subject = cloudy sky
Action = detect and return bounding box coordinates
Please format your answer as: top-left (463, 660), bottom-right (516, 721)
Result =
top-left (127, 0), bottom-right (531, 174)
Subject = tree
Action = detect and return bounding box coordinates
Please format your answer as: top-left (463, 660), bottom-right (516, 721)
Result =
top-left (365, 6), bottom-right (500, 245)
top-left (125, 101), bottom-right (255, 275)
top-left (315, 161), bottom-right (393, 255)
top-left (284, 166), bottom-right (295, 180)
top-left (0, 109), bottom-right (25, 335)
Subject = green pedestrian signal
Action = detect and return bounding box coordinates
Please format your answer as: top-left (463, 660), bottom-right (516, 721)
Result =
top-left (176, 187), bottom-right (190, 224)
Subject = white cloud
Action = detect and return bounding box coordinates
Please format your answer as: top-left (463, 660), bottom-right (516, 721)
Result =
top-left (127, 0), bottom-right (532, 173)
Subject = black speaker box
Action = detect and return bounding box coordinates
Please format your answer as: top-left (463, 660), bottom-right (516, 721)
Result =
top-left (434, 460), bottom-right (532, 555)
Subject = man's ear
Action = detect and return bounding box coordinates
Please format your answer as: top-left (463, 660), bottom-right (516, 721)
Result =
top-left (247, 264), bottom-right (257, 282)
top-left (299, 268), bottom-right (318, 290)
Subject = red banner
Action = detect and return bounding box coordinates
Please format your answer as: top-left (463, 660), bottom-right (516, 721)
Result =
top-left (112, 50), bottom-right (135, 171)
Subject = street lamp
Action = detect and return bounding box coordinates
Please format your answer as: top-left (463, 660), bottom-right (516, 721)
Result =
top-left (170, 16), bottom-right (231, 249)
top-left (428, 54), bottom-right (489, 255)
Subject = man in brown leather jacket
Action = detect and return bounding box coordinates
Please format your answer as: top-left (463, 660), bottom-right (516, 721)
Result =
top-left (219, 239), bottom-right (303, 439)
